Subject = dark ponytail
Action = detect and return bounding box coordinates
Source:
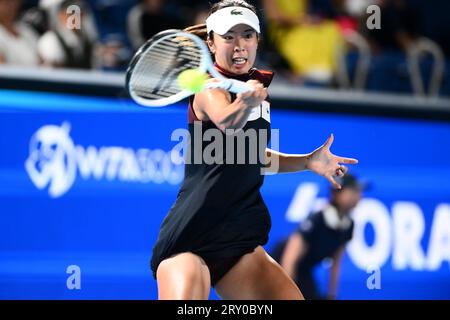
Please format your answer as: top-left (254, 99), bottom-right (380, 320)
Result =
top-left (184, 23), bottom-right (208, 41)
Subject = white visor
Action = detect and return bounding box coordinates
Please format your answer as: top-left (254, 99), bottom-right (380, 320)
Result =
top-left (206, 6), bottom-right (260, 36)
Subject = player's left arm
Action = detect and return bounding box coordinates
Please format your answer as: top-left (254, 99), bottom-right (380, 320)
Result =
top-left (264, 134), bottom-right (358, 189)
top-left (264, 149), bottom-right (310, 173)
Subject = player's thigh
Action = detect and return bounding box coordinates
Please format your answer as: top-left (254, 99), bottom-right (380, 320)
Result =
top-left (215, 246), bottom-right (304, 300)
top-left (156, 252), bottom-right (211, 300)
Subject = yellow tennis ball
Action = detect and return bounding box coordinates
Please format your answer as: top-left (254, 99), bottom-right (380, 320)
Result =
top-left (178, 69), bottom-right (207, 93)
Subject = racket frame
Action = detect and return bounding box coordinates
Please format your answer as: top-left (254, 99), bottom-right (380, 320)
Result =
top-left (126, 30), bottom-right (253, 107)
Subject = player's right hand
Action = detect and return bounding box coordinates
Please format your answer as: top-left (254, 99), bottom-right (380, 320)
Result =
top-left (237, 80), bottom-right (268, 108)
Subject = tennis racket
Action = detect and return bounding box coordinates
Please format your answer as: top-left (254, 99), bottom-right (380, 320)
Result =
top-left (126, 29), bottom-right (254, 107)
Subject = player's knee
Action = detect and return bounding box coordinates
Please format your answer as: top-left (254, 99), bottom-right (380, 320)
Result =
top-left (157, 253), bottom-right (209, 299)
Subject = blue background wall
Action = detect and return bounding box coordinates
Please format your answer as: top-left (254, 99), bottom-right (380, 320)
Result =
top-left (1, 89), bottom-right (449, 299)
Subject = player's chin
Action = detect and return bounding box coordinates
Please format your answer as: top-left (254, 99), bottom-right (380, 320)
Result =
top-left (231, 62), bottom-right (252, 74)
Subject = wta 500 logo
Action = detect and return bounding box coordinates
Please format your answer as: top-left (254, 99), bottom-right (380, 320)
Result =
top-left (25, 122), bottom-right (183, 198)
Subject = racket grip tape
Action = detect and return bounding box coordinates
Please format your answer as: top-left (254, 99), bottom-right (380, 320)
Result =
top-left (225, 79), bottom-right (255, 93)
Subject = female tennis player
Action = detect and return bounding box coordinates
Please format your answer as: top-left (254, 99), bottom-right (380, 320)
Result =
top-left (150, 0), bottom-right (358, 300)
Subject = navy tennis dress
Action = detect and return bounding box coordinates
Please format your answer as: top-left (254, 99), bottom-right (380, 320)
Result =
top-left (151, 64), bottom-right (275, 285)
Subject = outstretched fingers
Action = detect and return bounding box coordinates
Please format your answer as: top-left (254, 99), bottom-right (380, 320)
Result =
top-left (326, 174), bottom-right (342, 189)
top-left (337, 157), bottom-right (359, 164)
top-left (323, 133), bottom-right (334, 149)
top-left (335, 165), bottom-right (347, 177)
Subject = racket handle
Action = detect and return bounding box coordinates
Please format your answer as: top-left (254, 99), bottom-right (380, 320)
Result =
top-left (227, 79), bottom-right (254, 93)
top-left (207, 79), bottom-right (254, 93)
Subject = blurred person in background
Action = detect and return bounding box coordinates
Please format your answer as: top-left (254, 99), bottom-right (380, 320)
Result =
top-left (95, 33), bottom-right (131, 71)
top-left (0, 0), bottom-right (40, 66)
top-left (362, 0), bottom-right (418, 54)
top-left (21, 0), bottom-right (50, 36)
top-left (273, 173), bottom-right (365, 299)
top-left (38, 0), bottom-right (98, 69)
top-left (357, 0), bottom-right (449, 95)
top-left (127, 0), bottom-right (185, 50)
top-left (261, 0), bottom-right (345, 84)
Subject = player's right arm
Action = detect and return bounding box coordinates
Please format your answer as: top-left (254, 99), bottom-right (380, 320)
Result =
top-left (193, 80), bottom-right (267, 132)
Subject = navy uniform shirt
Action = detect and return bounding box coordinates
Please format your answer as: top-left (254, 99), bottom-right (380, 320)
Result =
top-left (296, 205), bottom-right (354, 273)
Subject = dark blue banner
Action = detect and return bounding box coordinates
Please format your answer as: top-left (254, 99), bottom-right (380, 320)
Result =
top-left (1, 89), bottom-right (449, 299)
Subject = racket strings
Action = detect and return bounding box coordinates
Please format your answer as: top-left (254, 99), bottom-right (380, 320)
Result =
top-left (130, 36), bottom-right (203, 99)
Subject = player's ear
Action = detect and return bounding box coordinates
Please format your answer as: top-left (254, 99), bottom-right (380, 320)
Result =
top-left (207, 35), bottom-right (216, 54)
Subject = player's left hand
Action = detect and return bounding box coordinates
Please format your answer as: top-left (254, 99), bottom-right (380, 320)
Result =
top-left (306, 134), bottom-right (358, 189)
